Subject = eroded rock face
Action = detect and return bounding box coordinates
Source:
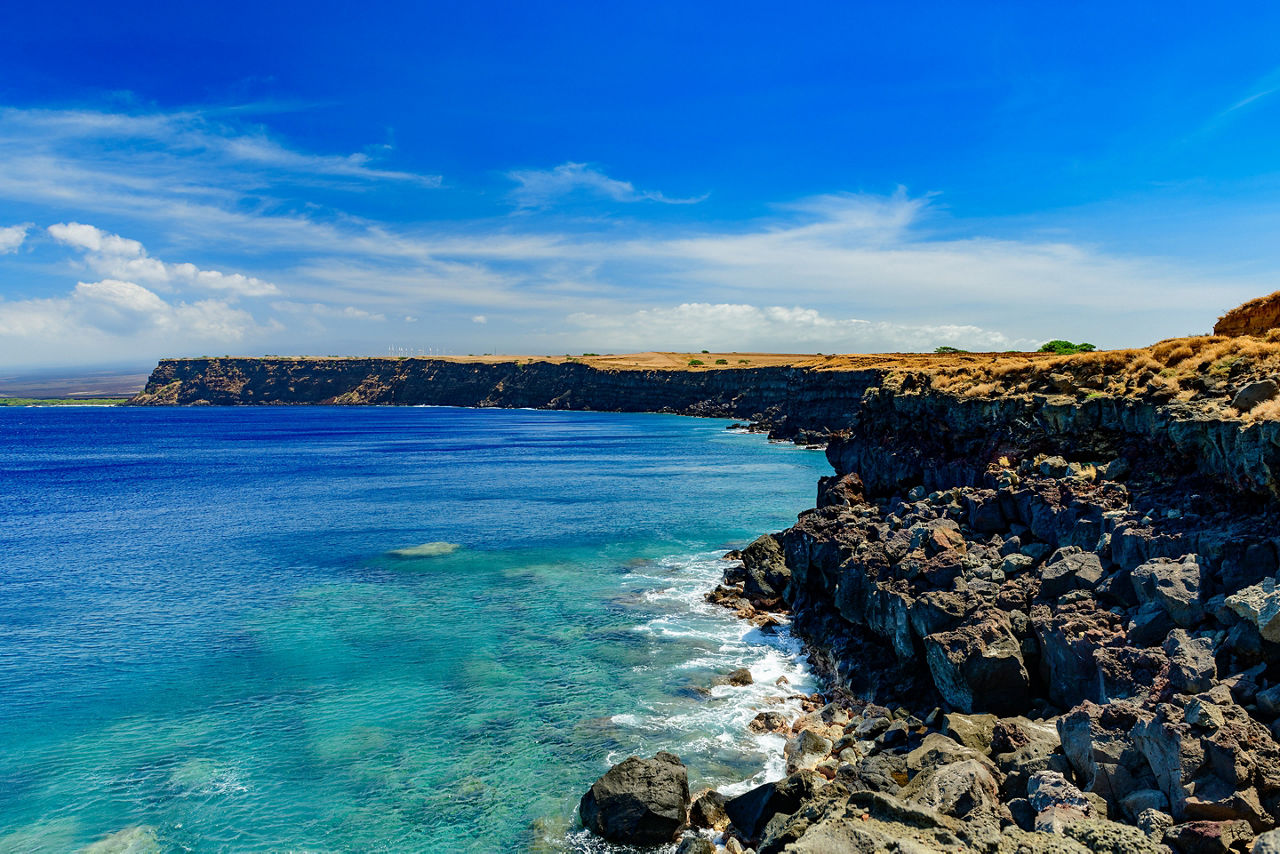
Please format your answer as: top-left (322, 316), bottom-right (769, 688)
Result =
top-left (926, 615), bottom-right (1030, 715)
top-left (578, 751), bottom-right (690, 845)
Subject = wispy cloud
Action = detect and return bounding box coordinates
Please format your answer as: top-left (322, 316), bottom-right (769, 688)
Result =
top-left (1222, 66), bottom-right (1280, 116)
top-left (0, 105), bottom-right (1267, 365)
top-left (0, 107), bottom-right (442, 190)
top-left (506, 162), bottom-right (707, 209)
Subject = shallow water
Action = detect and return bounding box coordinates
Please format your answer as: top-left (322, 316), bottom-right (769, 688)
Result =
top-left (0, 406), bottom-right (830, 852)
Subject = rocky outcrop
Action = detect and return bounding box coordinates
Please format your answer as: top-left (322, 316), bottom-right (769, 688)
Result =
top-left (578, 751), bottom-right (691, 845)
top-left (691, 391), bottom-right (1280, 850)
top-left (1215, 290), bottom-right (1280, 337)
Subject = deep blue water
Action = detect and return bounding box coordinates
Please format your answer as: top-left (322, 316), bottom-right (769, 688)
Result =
top-left (0, 406), bottom-right (830, 853)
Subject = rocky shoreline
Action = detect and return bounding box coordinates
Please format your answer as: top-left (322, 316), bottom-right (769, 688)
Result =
top-left (578, 402), bottom-right (1280, 853)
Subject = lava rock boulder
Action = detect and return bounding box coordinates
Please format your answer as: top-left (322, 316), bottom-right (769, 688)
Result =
top-left (579, 751), bottom-right (691, 845)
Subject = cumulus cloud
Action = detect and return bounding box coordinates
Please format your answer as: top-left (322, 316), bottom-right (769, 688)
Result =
top-left (0, 280), bottom-right (263, 345)
top-left (566, 303), bottom-right (1037, 353)
top-left (49, 222), bottom-right (278, 297)
top-left (0, 223), bottom-right (31, 254)
top-left (507, 162), bottom-right (707, 209)
top-left (471, 315), bottom-right (487, 324)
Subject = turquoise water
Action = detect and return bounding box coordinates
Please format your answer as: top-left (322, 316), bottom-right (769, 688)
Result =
top-left (0, 407), bottom-right (829, 853)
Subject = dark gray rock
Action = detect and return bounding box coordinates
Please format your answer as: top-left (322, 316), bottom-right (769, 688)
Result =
top-left (1130, 555), bottom-right (1205, 628)
top-left (925, 615), bottom-right (1030, 715)
top-left (740, 535), bottom-right (790, 603)
top-left (1058, 701), bottom-right (1158, 812)
top-left (1231, 378), bottom-right (1279, 412)
top-left (675, 835), bottom-right (716, 854)
top-left (1129, 601), bottom-right (1177, 647)
top-left (689, 789), bottom-right (729, 830)
top-left (1028, 771), bottom-right (1091, 815)
top-left (1163, 819), bottom-right (1255, 854)
top-left (1254, 828), bottom-right (1280, 854)
top-left (1040, 552), bottom-right (1106, 600)
top-left (724, 769), bottom-right (823, 840)
top-left (579, 751), bottom-right (690, 845)
top-left (1164, 630), bottom-right (1218, 695)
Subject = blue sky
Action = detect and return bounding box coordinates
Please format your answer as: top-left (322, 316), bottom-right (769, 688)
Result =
top-left (1, 2), bottom-right (1279, 366)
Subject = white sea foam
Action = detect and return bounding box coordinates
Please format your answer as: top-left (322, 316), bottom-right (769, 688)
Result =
top-left (609, 549), bottom-right (817, 799)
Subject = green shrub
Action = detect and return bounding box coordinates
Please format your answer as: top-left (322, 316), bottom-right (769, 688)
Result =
top-left (701, 349), bottom-right (709, 354)
top-left (738, 359), bottom-right (750, 364)
top-left (715, 359), bottom-right (728, 365)
top-left (1038, 340), bottom-right (1097, 355)
top-left (934, 345), bottom-right (969, 354)
top-left (688, 359), bottom-right (705, 366)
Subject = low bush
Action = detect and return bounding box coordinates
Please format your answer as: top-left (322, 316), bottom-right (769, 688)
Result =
top-left (1038, 340), bottom-right (1097, 355)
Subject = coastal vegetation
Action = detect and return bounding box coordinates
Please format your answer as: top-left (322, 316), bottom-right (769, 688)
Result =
top-left (1037, 339), bottom-right (1096, 355)
top-left (0, 397), bottom-right (125, 406)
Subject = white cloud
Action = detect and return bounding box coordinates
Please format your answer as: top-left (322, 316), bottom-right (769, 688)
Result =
top-left (0, 279), bottom-right (264, 349)
top-left (507, 162), bottom-right (707, 209)
top-left (565, 303), bottom-right (1036, 353)
top-left (0, 107), bottom-right (441, 192)
top-left (471, 315), bottom-right (487, 324)
top-left (49, 222), bottom-right (278, 297)
top-left (271, 300), bottom-right (386, 321)
top-left (0, 223), bottom-right (31, 254)
top-left (0, 103), bottom-right (1271, 366)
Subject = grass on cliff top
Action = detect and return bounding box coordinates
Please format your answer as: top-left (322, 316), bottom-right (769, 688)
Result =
top-left (925, 331), bottom-right (1280, 420)
top-left (0, 397), bottom-right (127, 406)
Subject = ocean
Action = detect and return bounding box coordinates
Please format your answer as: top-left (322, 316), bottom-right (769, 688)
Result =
top-left (0, 406), bottom-right (830, 853)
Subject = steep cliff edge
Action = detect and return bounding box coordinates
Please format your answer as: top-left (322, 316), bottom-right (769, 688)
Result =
top-left (131, 350), bottom-right (1280, 497)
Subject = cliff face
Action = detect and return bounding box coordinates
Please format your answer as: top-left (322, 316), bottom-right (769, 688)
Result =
top-left (1215, 290), bottom-right (1280, 337)
top-left (132, 356), bottom-right (1280, 498)
top-left (129, 357), bottom-right (883, 435)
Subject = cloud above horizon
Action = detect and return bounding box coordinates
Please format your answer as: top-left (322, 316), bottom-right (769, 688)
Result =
top-left (48, 221), bottom-right (279, 297)
top-left (563, 303), bottom-right (1038, 353)
top-left (0, 105), bottom-right (1267, 366)
top-left (0, 223), bottom-right (30, 254)
top-left (507, 162), bottom-right (708, 209)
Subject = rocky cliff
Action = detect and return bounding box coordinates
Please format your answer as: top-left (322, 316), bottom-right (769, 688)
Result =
top-left (132, 355), bottom-right (1280, 497)
top-left (138, 347), bottom-right (1280, 851)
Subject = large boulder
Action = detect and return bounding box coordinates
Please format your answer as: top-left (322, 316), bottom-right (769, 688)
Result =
top-left (1130, 555), bottom-right (1205, 628)
top-left (1132, 692), bottom-right (1280, 828)
top-left (1164, 630), bottom-right (1217, 695)
top-left (1226, 578), bottom-right (1280, 642)
top-left (579, 751), bottom-right (691, 845)
top-left (784, 728), bottom-right (834, 774)
top-left (740, 535), bottom-right (791, 603)
top-left (1058, 701), bottom-right (1158, 812)
top-left (925, 615), bottom-right (1031, 714)
top-left (1040, 552), bottom-right (1106, 600)
top-left (899, 757), bottom-right (1006, 821)
top-left (725, 769), bottom-right (823, 840)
